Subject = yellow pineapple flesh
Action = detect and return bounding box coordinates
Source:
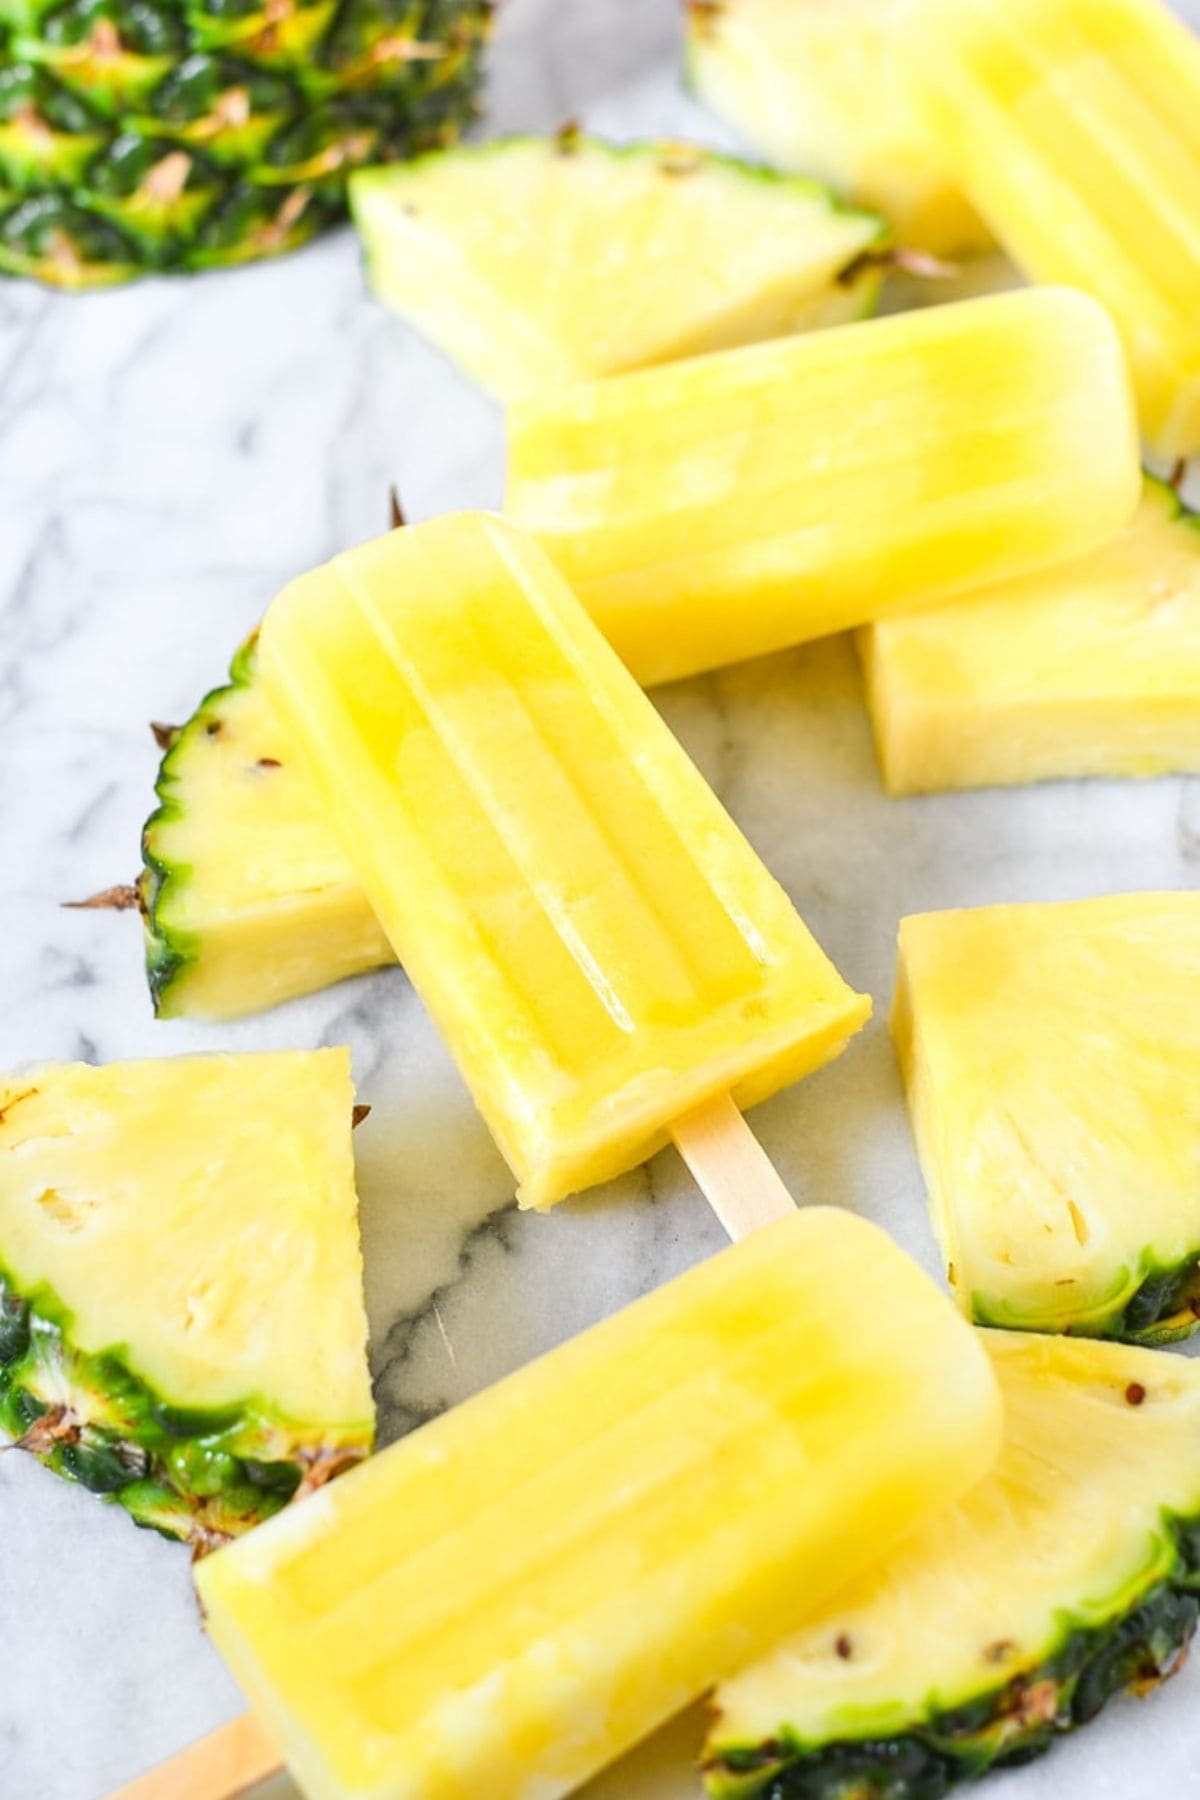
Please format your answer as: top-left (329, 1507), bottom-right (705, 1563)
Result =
top-left (861, 476), bottom-right (1200, 794)
top-left (895, 894), bottom-right (1200, 1342)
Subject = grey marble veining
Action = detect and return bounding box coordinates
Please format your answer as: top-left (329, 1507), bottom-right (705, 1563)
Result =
top-left (2, 2), bottom-right (1200, 1795)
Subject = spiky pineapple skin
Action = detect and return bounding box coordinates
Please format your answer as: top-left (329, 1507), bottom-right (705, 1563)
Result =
top-left (0, 1266), bottom-right (366, 1550)
top-left (0, 0), bottom-right (492, 285)
top-left (139, 631), bottom-right (262, 1014)
top-left (706, 1577), bottom-right (1199, 1800)
top-left (140, 630), bottom-right (394, 1019)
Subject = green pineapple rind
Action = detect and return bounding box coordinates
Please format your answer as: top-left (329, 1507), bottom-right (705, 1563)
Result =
top-left (0, 1263), bottom-right (371, 1550)
top-left (138, 624), bottom-right (397, 1020)
top-left (138, 632), bottom-right (261, 1018)
top-left (971, 1246), bottom-right (1200, 1348)
top-left (0, 0), bottom-right (493, 283)
top-left (704, 1552), bottom-right (1200, 1800)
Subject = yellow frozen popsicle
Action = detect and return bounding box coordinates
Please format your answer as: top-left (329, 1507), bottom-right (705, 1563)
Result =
top-left (506, 288), bottom-right (1141, 687)
top-left (903, 0), bottom-right (1200, 461)
top-left (187, 1211), bottom-right (1001, 1800)
top-left (256, 512), bottom-right (870, 1212)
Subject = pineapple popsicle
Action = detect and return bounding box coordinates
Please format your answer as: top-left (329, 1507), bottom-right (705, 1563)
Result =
top-left (505, 287), bottom-right (1141, 687)
top-left (903, 0), bottom-right (1200, 462)
top-left (257, 512), bottom-right (870, 1213)
top-left (189, 1211), bottom-right (1002, 1800)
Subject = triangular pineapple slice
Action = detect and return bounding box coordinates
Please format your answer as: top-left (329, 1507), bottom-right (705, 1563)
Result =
top-left (895, 893), bottom-right (1200, 1341)
top-left (861, 476), bottom-right (1200, 794)
top-left (706, 1331), bottom-right (1200, 1798)
top-left (140, 633), bottom-right (393, 1021)
top-left (348, 132), bottom-right (886, 400)
top-left (684, 0), bottom-right (991, 256)
top-left (0, 1049), bottom-right (373, 1549)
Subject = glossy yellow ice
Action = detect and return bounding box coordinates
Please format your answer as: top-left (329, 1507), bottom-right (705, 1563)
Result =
top-left (506, 288), bottom-right (1141, 687)
top-left (905, 0), bottom-right (1200, 460)
top-left (197, 1210), bottom-right (1002, 1800)
top-left (861, 476), bottom-right (1200, 793)
top-left (259, 514), bottom-right (869, 1209)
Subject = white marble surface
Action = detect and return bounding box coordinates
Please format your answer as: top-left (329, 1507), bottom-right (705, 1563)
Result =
top-left (2, 2), bottom-right (1200, 1795)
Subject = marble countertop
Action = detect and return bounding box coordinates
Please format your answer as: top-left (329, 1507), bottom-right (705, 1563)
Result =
top-left (3, 2), bottom-right (1200, 1796)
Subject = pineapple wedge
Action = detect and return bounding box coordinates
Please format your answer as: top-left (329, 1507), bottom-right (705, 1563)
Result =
top-left (0, 1050), bottom-right (373, 1549)
top-left (861, 476), bottom-right (1200, 794)
top-left (141, 633), bottom-right (393, 1021)
top-left (895, 894), bottom-right (1200, 1342)
top-left (684, 0), bottom-right (991, 256)
top-left (707, 1331), bottom-right (1200, 1798)
top-left (349, 133), bottom-right (886, 400)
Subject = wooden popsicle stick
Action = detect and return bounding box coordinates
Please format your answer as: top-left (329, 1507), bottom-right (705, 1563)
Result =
top-left (670, 1091), bottom-right (796, 1243)
top-left (108, 1712), bottom-right (280, 1800)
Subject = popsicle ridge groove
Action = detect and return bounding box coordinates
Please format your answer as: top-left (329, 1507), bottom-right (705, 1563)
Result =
top-left (971, 0), bottom-right (1200, 283)
top-left (338, 544), bottom-right (766, 1031)
top-left (316, 558), bottom-right (620, 1070)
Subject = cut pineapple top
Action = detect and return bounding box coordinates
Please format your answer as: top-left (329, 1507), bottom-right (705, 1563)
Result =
top-left (0, 0), bottom-right (491, 288)
top-left (0, 1050), bottom-right (372, 1432)
top-left (707, 1331), bottom-right (1200, 1796)
top-left (142, 634), bottom-right (393, 1020)
top-left (350, 133), bottom-right (885, 400)
top-left (860, 476), bottom-right (1200, 793)
top-left (684, 0), bottom-right (990, 255)
top-left (894, 893), bottom-right (1200, 1341)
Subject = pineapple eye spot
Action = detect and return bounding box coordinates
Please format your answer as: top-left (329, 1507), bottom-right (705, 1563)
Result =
top-left (0, 1087), bottom-right (39, 1128)
top-left (833, 1634), bottom-right (853, 1661)
top-left (1125, 1382), bottom-right (1147, 1407)
top-left (183, 1275), bottom-right (218, 1332)
top-left (34, 1187), bottom-right (94, 1233)
top-left (1144, 578), bottom-right (1181, 618)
